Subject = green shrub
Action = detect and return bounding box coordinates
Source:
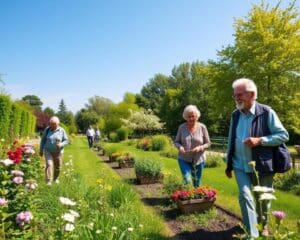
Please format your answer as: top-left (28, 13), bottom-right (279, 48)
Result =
top-left (108, 183), bottom-right (138, 208)
top-left (160, 146), bottom-right (178, 159)
top-left (151, 135), bottom-right (171, 151)
top-left (274, 170), bottom-right (300, 192)
top-left (137, 137), bottom-right (152, 151)
top-left (163, 174), bottom-right (185, 195)
top-left (116, 127), bottom-right (129, 141)
top-left (134, 158), bottom-right (162, 177)
top-left (204, 154), bottom-right (225, 168)
top-left (126, 139), bottom-right (137, 146)
top-left (109, 132), bottom-right (119, 142)
top-left (103, 145), bottom-right (119, 157)
top-left (291, 184), bottom-right (300, 196)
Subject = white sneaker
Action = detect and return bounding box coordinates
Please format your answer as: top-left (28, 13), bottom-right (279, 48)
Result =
top-left (54, 179), bottom-right (59, 184)
top-left (46, 181), bottom-right (52, 186)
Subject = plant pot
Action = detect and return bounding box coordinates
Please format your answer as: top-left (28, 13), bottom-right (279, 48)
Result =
top-left (294, 145), bottom-right (300, 155)
top-left (136, 173), bottom-right (163, 184)
top-left (118, 160), bottom-right (135, 168)
top-left (177, 197), bottom-right (216, 214)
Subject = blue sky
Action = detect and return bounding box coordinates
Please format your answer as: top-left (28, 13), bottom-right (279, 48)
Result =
top-left (0, 0), bottom-right (283, 113)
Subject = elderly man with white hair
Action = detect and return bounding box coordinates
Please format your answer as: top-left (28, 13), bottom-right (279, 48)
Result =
top-left (174, 105), bottom-right (211, 187)
top-left (226, 78), bottom-right (289, 238)
top-left (39, 116), bottom-right (69, 186)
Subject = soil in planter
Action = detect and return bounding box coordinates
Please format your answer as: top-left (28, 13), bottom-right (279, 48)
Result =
top-left (101, 155), bottom-right (243, 240)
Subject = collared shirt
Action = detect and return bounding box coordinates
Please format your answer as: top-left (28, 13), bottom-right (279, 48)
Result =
top-left (227, 102), bottom-right (289, 173)
top-left (175, 122), bottom-right (211, 165)
top-left (40, 127), bottom-right (69, 154)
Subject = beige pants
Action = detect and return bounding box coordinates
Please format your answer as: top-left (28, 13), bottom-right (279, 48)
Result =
top-left (44, 150), bottom-right (62, 182)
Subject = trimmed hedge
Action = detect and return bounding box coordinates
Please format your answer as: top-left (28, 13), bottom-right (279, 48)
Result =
top-left (0, 94), bottom-right (36, 140)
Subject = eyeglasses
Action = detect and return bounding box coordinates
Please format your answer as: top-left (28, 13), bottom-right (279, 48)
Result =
top-left (232, 91), bottom-right (249, 99)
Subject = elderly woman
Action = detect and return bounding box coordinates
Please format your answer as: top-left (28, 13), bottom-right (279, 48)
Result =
top-left (175, 105), bottom-right (211, 187)
top-left (39, 116), bottom-right (69, 186)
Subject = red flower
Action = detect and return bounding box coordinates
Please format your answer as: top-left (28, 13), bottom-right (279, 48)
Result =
top-left (171, 186), bottom-right (217, 202)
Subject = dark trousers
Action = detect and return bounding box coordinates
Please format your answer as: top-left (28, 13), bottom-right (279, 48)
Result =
top-left (87, 136), bottom-right (94, 148)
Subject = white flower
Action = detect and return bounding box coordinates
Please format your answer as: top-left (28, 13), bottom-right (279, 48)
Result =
top-left (112, 226), bottom-right (117, 231)
top-left (1, 138), bottom-right (4, 142)
top-left (88, 222), bottom-right (94, 228)
top-left (110, 213), bottom-right (114, 217)
top-left (259, 193), bottom-right (276, 201)
top-left (96, 229), bottom-right (102, 234)
top-left (127, 227), bottom-right (134, 232)
top-left (59, 197), bottom-right (76, 206)
top-left (62, 213), bottom-right (75, 223)
top-left (139, 224), bottom-right (143, 228)
top-left (69, 209), bottom-right (80, 218)
top-left (65, 223), bottom-right (75, 232)
top-left (253, 186), bottom-right (274, 193)
top-left (1, 159), bottom-right (14, 166)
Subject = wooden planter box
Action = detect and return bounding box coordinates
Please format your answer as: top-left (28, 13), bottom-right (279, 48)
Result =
top-left (177, 197), bottom-right (216, 214)
top-left (118, 160), bottom-right (135, 168)
top-left (136, 174), bottom-right (163, 184)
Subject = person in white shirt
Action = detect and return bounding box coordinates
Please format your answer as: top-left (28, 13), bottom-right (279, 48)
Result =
top-left (86, 126), bottom-right (95, 148)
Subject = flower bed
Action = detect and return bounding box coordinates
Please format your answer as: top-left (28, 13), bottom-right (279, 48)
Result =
top-left (171, 186), bottom-right (217, 214)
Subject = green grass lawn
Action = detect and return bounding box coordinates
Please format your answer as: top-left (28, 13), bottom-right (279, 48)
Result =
top-left (104, 140), bottom-right (300, 231)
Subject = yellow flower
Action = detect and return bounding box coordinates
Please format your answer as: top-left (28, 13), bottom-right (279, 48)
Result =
top-left (248, 161), bottom-right (256, 169)
top-left (96, 178), bottom-right (103, 184)
top-left (105, 185), bottom-right (112, 191)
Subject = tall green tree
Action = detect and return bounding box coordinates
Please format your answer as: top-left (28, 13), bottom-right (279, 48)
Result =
top-left (137, 74), bottom-right (170, 114)
top-left (214, 1), bottom-right (300, 134)
top-left (22, 95), bottom-right (43, 111)
top-left (85, 95), bottom-right (114, 117)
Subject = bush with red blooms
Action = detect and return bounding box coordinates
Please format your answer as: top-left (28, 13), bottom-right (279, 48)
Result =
top-left (171, 186), bottom-right (217, 202)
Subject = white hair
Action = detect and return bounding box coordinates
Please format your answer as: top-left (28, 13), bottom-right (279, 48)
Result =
top-left (50, 116), bottom-right (60, 124)
top-left (183, 105), bottom-right (201, 120)
top-left (232, 78), bottom-right (257, 99)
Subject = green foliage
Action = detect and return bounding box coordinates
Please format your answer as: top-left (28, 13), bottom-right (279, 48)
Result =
top-left (163, 174), bottom-right (185, 195)
top-left (0, 95), bottom-right (12, 139)
top-left (21, 94), bottom-right (43, 111)
top-left (116, 127), bottom-right (129, 141)
top-left (122, 109), bottom-right (164, 136)
top-left (291, 184), bottom-right (300, 196)
top-left (108, 183), bottom-right (138, 208)
top-left (159, 146), bottom-right (178, 159)
top-left (75, 109), bottom-right (99, 133)
top-left (204, 154), bottom-right (225, 168)
top-left (274, 170), bottom-right (300, 193)
top-left (134, 158), bottom-right (162, 177)
top-left (102, 144), bottom-right (120, 157)
top-left (109, 132), bottom-right (119, 142)
top-left (151, 135), bottom-right (171, 151)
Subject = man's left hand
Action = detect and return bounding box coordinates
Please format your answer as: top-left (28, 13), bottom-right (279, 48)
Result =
top-left (243, 137), bottom-right (262, 148)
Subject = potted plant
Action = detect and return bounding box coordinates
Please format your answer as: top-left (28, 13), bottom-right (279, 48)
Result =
top-left (109, 151), bottom-right (125, 162)
top-left (171, 186), bottom-right (217, 214)
top-left (134, 158), bottom-right (163, 184)
top-left (116, 152), bottom-right (135, 168)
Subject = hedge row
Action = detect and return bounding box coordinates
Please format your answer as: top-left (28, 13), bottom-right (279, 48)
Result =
top-left (0, 95), bottom-right (36, 140)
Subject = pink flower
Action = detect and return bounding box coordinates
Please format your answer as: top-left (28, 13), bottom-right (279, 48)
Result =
top-left (272, 211), bottom-right (286, 220)
top-left (11, 170), bottom-right (24, 176)
top-left (13, 176), bottom-right (24, 184)
top-left (0, 198), bottom-right (8, 207)
top-left (25, 182), bottom-right (38, 190)
top-left (16, 211), bottom-right (33, 226)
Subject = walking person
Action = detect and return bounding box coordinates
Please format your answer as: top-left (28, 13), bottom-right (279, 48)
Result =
top-left (175, 105), bottom-right (211, 187)
top-left (39, 116), bottom-right (69, 186)
top-left (95, 128), bottom-right (101, 143)
top-left (86, 125), bottom-right (95, 148)
top-left (225, 78), bottom-right (289, 238)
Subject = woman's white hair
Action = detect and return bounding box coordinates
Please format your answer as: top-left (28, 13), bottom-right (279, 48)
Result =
top-left (50, 116), bottom-right (60, 124)
top-left (183, 105), bottom-right (201, 120)
top-left (232, 78), bottom-right (258, 99)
